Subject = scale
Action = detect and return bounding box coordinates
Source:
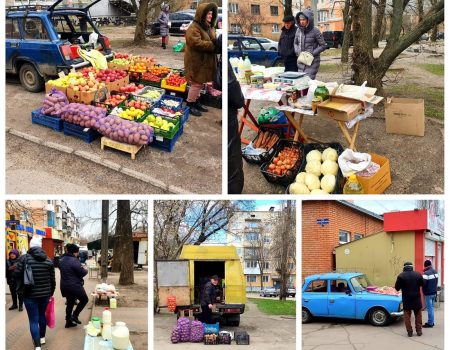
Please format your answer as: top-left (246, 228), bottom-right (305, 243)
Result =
top-left (273, 72), bottom-right (311, 88)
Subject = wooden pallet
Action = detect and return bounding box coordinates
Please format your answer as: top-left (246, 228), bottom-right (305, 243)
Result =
top-left (100, 137), bottom-right (143, 160)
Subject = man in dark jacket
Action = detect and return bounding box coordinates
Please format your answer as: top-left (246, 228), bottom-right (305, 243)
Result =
top-left (6, 249), bottom-right (23, 311)
top-left (422, 260), bottom-right (438, 327)
top-left (59, 244), bottom-right (89, 328)
top-left (395, 262), bottom-right (424, 337)
top-left (200, 275), bottom-right (219, 323)
top-left (278, 15), bottom-right (298, 72)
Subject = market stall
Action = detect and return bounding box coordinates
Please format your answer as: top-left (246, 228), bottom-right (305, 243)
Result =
top-left (236, 63), bottom-right (391, 195)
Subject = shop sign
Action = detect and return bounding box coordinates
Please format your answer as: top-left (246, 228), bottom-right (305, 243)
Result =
top-left (35, 229), bottom-right (46, 236)
top-left (316, 218), bottom-right (329, 227)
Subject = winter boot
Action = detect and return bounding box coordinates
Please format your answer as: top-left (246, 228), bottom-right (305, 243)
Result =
top-left (187, 102), bottom-right (202, 117)
top-left (8, 305), bottom-right (18, 310)
top-left (65, 319), bottom-right (77, 328)
top-left (195, 99), bottom-right (209, 112)
top-left (33, 338), bottom-right (41, 350)
top-left (162, 43), bottom-right (166, 49)
top-left (18, 305), bottom-right (23, 312)
top-left (72, 315), bottom-right (82, 324)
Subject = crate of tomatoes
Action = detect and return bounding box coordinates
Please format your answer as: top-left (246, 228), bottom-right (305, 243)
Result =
top-left (260, 140), bottom-right (303, 186)
top-left (141, 72), bottom-right (162, 87)
top-left (161, 73), bottom-right (187, 93)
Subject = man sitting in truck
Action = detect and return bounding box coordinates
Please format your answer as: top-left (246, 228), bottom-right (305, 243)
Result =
top-left (200, 275), bottom-right (219, 324)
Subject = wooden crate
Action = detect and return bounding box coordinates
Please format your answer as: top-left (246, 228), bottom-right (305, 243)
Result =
top-left (100, 137), bottom-right (143, 160)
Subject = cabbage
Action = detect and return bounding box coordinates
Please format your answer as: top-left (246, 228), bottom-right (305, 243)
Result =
top-left (289, 182), bottom-right (310, 194)
top-left (321, 160), bottom-right (339, 176)
top-left (321, 174), bottom-right (336, 193)
top-left (310, 189), bottom-right (329, 195)
top-left (305, 173), bottom-right (321, 190)
top-left (322, 147), bottom-right (338, 162)
top-left (295, 172), bottom-right (307, 184)
top-left (306, 150), bottom-right (322, 163)
top-left (306, 160), bottom-right (321, 177)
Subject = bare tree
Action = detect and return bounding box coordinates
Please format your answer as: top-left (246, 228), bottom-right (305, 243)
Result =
top-left (230, 7), bottom-right (264, 36)
top-left (351, 0), bottom-right (443, 92)
top-left (372, 0), bottom-right (387, 48)
top-left (341, 0), bottom-right (352, 63)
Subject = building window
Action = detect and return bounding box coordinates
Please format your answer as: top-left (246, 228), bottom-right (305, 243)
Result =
top-left (264, 261), bottom-right (269, 269)
top-left (339, 230), bottom-right (350, 244)
top-left (246, 260), bottom-right (258, 268)
top-left (245, 233), bottom-right (259, 241)
top-left (288, 262), bottom-right (294, 270)
top-left (318, 10), bottom-right (328, 23)
top-left (270, 6), bottom-right (278, 16)
top-left (354, 233), bottom-right (364, 240)
top-left (251, 4), bottom-right (260, 15)
top-left (264, 236), bottom-right (271, 243)
top-left (229, 3), bottom-right (239, 13)
top-left (262, 276), bottom-right (269, 283)
top-left (247, 275), bottom-right (257, 283)
top-left (245, 248), bottom-right (259, 259)
top-left (252, 24), bottom-right (262, 34)
top-left (272, 24), bottom-right (279, 33)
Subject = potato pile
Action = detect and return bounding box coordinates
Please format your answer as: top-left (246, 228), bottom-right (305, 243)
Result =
top-left (41, 89), bottom-right (69, 117)
top-left (95, 115), bottom-right (153, 146)
top-left (60, 103), bottom-right (106, 128)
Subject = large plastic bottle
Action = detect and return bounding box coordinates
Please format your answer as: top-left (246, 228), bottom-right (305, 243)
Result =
top-left (230, 57), bottom-right (239, 74)
top-left (243, 56), bottom-right (252, 70)
top-left (237, 57), bottom-right (245, 79)
top-left (343, 174), bottom-right (364, 194)
top-left (102, 308), bottom-right (112, 324)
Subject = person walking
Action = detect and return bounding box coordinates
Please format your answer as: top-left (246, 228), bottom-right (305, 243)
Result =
top-left (395, 262), bottom-right (424, 337)
top-left (15, 236), bottom-right (55, 350)
top-left (158, 3), bottom-right (170, 49)
top-left (200, 275), bottom-right (219, 324)
top-left (293, 10), bottom-right (327, 79)
top-left (184, 2), bottom-right (218, 117)
top-left (422, 259), bottom-right (439, 328)
top-left (6, 248), bottom-right (24, 311)
top-left (59, 244), bottom-right (89, 328)
top-left (278, 15), bottom-right (298, 72)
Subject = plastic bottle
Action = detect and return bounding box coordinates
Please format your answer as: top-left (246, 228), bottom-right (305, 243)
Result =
top-left (112, 322), bottom-right (130, 350)
top-left (230, 57), bottom-right (239, 74)
top-left (102, 322), bottom-right (112, 341)
top-left (110, 297), bottom-right (117, 309)
top-left (102, 308), bottom-right (112, 324)
top-left (343, 174), bottom-right (364, 194)
top-left (243, 56), bottom-right (252, 70)
top-left (237, 57), bottom-right (245, 79)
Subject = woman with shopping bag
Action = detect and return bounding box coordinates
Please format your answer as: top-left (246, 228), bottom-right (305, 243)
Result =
top-left (294, 10), bottom-right (327, 79)
top-left (15, 236), bottom-right (56, 350)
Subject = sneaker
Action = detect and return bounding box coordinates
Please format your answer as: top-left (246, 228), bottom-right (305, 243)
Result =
top-left (423, 323), bottom-right (434, 328)
top-left (72, 316), bottom-right (82, 324)
top-left (407, 331), bottom-right (413, 337)
top-left (65, 320), bottom-right (77, 328)
top-left (8, 305), bottom-right (18, 310)
top-left (40, 338), bottom-right (46, 345)
top-left (195, 100), bottom-right (209, 112)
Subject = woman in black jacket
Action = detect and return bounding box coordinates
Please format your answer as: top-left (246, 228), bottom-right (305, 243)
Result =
top-left (15, 236), bottom-right (55, 350)
top-left (6, 248), bottom-right (23, 311)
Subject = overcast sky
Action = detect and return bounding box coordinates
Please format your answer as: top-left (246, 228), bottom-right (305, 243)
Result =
top-left (352, 200), bottom-right (420, 215)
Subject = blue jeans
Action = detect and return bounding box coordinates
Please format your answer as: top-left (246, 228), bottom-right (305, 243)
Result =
top-left (23, 297), bottom-right (50, 341)
top-left (425, 294), bottom-right (435, 325)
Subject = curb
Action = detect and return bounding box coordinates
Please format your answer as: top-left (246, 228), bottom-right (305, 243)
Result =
top-left (7, 128), bottom-right (193, 194)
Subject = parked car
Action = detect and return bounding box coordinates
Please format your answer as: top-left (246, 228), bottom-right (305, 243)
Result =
top-left (179, 15), bottom-right (222, 36)
top-left (228, 35), bottom-right (282, 67)
top-left (146, 10), bottom-right (195, 36)
top-left (5, 0), bottom-right (113, 92)
top-left (322, 31), bottom-right (353, 48)
top-left (260, 287), bottom-right (280, 297)
top-left (302, 272), bottom-right (403, 326)
top-left (420, 33), bottom-right (429, 41)
top-left (287, 287), bottom-right (296, 298)
top-left (257, 37), bottom-right (278, 51)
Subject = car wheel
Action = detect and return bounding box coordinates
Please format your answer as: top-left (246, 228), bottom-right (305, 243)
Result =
top-left (273, 59), bottom-right (284, 67)
top-left (302, 308), bottom-right (312, 324)
top-left (369, 308), bottom-right (389, 326)
top-left (270, 47), bottom-right (277, 51)
top-left (19, 63), bottom-right (44, 92)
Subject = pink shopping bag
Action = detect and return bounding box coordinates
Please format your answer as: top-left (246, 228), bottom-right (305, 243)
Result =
top-left (45, 297), bottom-right (55, 329)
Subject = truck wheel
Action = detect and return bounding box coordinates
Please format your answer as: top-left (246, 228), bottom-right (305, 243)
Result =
top-left (302, 308), bottom-right (312, 323)
top-left (369, 308), bottom-right (389, 326)
top-left (19, 63), bottom-right (44, 92)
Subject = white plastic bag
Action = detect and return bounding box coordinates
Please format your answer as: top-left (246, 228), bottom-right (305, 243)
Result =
top-left (338, 149), bottom-right (371, 177)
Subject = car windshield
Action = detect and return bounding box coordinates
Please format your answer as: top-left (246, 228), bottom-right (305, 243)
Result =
top-left (54, 0), bottom-right (97, 10)
top-left (350, 275), bottom-right (372, 292)
top-left (52, 15), bottom-right (94, 34)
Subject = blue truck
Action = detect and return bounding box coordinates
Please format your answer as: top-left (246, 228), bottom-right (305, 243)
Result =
top-left (6, 0), bottom-right (113, 92)
top-left (302, 272), bottom-right (403, 326)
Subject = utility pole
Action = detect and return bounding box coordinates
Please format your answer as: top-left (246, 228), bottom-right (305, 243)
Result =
top-left (101, 200), bottom-right (109, 282)
top-left (311, 0), bottom-right (318, 26)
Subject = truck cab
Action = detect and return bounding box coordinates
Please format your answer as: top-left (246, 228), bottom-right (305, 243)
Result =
top-left (156, 245), bottom-right (246, 326)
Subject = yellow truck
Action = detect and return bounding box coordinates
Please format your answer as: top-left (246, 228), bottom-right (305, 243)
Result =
top-left (156, 245), bottom-right (246, 326)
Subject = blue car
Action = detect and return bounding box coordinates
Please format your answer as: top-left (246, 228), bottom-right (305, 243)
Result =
top-left (6, 0), bottom-right (113, 92)
top-left (228, 35), bottom-right (282, 67)
top-left (302, 272), bottom-right (403, 326)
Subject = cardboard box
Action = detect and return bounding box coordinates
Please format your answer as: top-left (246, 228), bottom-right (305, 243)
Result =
top-left (385, 97), bottom-right (425, 136)
top-left (45, 83), bottom-right (67, 96)
top-left (67, 87), bottom-right (96, 105)
top-left (317, 96), bottom-right (365, 121)
top-left (357, 153), bottom-right (392, 194)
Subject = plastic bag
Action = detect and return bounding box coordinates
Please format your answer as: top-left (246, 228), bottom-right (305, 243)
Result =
top-left (258, 107), bottom-right (281, 123)
top-left (338, 149), bottom-right (371, 177)
top-left (45, 296), bottom-right (55, 329)
top-left (172, 41), bottom-right (185, 52)
top-left (41, 88), bottom-right (69, 117)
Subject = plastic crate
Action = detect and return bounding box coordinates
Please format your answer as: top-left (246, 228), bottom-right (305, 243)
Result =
top-left (199, 93), bottom-right (222, 109)
top-left (242, 128), bottom-right (283, 165)
top-left (161, 78), bottom-right (187, 93)
top-left (203, 335), bottom-right (219, 345)
top-left (31, 109), bottom-right (63, 132)
top-left (140, 79), bottom-right (161, 88)
top-left (157, 94), bottom-right (184, 111)
top-left (149, 125), bottom-right (182, 152)
top-left (234, 331), bottom-right (250, 345)
top-left (63, 122), bottom-right (101, 144)
top-left (203, 322), bottom-right (220, 335)
top-left (134, 86), bottom-right (165, 104)
top-left (295, 142), bottom-right (345, 194)
top-left (260, 140), bottom-right (304, 186)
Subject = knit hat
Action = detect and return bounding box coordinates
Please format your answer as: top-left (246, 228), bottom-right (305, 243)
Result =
top-left (283, 15), bottom-right (295, 23)
top-left (29, 235), bottom-right (43, 248)
top-left (9, 249), bottom-right (19, 256)
top-left (404, 261), bottom-right (413, 267)
top-left (66, 244), bottom-right (80, 254)
top-left (211, 275), bottom-right (219, 281)
top-left (424, 260), bottom-right (432, 267)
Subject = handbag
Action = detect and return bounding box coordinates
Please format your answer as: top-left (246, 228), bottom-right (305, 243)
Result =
top-left (213, 54), bottom-right (222, 91)
top-left (45, 297), bottom-right (56, 328)
top-left (297, 51), bottom-right (314, 66)
top-left (24, 255), bottom-right (35, 287)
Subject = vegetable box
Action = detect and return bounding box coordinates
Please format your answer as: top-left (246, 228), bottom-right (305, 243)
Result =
top-left (149, 125), bottom-right (183, 152)
top-left (356, 153), bottom-right (391, 194)
top-left (316, 96), bottom-right (365, 122)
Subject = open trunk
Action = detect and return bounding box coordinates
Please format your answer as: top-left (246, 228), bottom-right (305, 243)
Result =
top-left (194, 260), bottom-right (225, 304)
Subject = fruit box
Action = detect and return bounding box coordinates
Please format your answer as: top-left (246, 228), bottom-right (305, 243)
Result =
top-left (107, 61), bottom-right (131, 71)
top-left (149, 125), bottom-right (183, 152)
top-left (316, 96), bottom-right (365, 122)
top-left (67, 87), bottom-right (97, 105)
top-left (45, 83), bottom-right (67, 95)
top-left (356, 153), bottom-right (392, 194)
top-left (161, 79), bottom-right (187, 93)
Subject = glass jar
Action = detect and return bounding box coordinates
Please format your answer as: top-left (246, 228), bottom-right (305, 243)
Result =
top-left (314, 84), bottom-right (329, 102)
top-left (112, 322), bottom-right (130, 350)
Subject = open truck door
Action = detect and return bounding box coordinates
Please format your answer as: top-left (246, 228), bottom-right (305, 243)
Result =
top-left (156, 260), bottom-right (190, 312)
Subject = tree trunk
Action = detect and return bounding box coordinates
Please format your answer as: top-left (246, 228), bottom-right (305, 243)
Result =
top-left (341, 0), bottom-right (352, 63)
top-left (418, 0), bottom-right (424, 22)
top-left (134, 0), bottom-right (150, 45)
top-left (117, 200), bottom-right (134, 285)
top-left (430, 25), bottom-right (438, 42)
top-left (372, 0), bottom-right (386, 48)
top-left (284, 0), bottom-right (293, 17)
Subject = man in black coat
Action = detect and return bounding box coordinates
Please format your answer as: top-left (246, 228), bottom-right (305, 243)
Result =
top-left (422, 259), bottom-right (439, 327)
top-left (200, 275), bottom-right (219, 324)
top-left (6, 249), bottom-right (23, 311)
top-left (395, 262), bottom-right (424, 337)
top-left (59, 244), bottom-right (89, 328)
top-left (278, 15), bottom-right (298, 72)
